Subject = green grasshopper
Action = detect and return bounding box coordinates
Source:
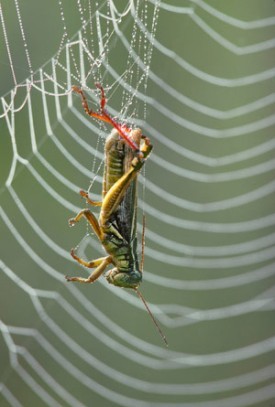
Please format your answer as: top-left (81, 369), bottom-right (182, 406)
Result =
top-left (66, 85), bottom-right (167, 346)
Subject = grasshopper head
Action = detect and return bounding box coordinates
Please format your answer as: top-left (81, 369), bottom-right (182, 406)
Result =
top-left (105, 268), bottom-right (142, 289)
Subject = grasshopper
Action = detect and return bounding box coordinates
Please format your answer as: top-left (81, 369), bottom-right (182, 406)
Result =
top-left (66, 85), bottom-right (167, 346)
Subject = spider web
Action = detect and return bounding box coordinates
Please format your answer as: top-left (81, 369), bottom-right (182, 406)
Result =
top-left (1, 0), bottom-right (275, 406)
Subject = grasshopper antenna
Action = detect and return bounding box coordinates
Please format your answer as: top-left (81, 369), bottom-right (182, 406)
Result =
top-left (135, 288), bottom-right (168, 347)
top-left (138, 215), bottom-right (168, 346)
top-left (140, 215), bottom-right (146, 274)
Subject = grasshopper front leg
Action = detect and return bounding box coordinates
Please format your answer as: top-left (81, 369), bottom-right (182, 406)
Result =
top-left (66, 254), bottom-right (112, 283)
top-left (66, 206), bottom-right (108, 283)
top-left (80, 190), bottom-right (102, 207)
